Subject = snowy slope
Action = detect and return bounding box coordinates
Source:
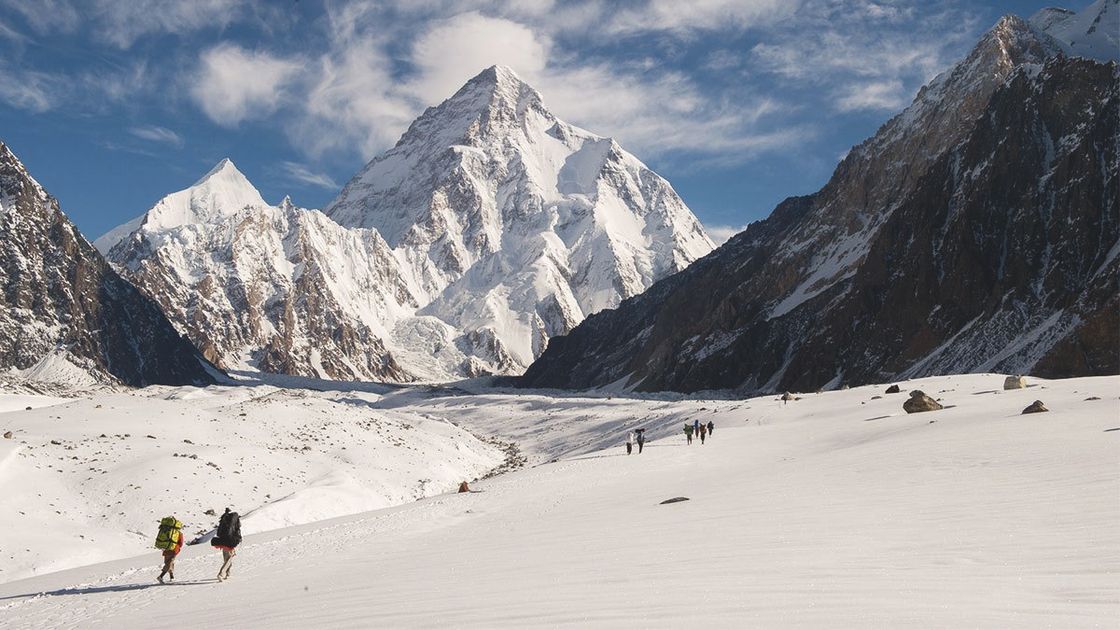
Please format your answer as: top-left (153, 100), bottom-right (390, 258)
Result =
top-left (1031, 0), bottom-right (1120, 62)
top-left (0, 374), bottom-right (1116, 627)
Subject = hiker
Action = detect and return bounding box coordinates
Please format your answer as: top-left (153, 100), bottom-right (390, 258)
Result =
top-left (707, 420), bottom-right (714, 436)
top-left (636, 428), bottom-right (646, 454)
top-left (211, 508), bottom-right (242, 582)
top-left (699, 422), bottom-right (707, 444)
top-left (154, 516), bottom-right (185, 583)
top-left (626, 431), bottom-right (634, 455)
top-left (693, 419), bottom-right (700, 436)
top-left (683, 423), bottom-right (693, 445)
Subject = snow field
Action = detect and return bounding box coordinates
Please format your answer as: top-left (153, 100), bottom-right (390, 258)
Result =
top-left (0, 373), bottom-right (1116, 628)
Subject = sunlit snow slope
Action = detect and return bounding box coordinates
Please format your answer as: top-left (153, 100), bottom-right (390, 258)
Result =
top-left (1, 374), bottom-right (1115, 628)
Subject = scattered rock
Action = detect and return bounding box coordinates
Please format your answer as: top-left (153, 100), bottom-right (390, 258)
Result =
top-left (95, 404), bottom-right (102, 409)
top-left (1003, 375), bottom-right (1026, 390)
top-left (781, 392), bottom-right (794, 401)
top-left (50, 439), bottom-right (62, 445)
top-left (183, 439), bottom-right (194, 444)
top-left (146, 435), bottom-right (156, 439)
top-left (1085, 396), bottom-right (1101, 401)
top-left (24, 406), bottom-right (32, 411)
top-left (903, 391), bottom-right (943, 414)
top-left (1022, 400), bottom-right (1048, 414)
top-left (871, 396), bottom-right (882, 400)
top-left (660, 497), bottom-right (690, 505)
top-left (3, 431), bottom-right (11, 439)
top-left (204, 508), bottom-right (216, 516)
top-left (885, 385), bottom-right (901, 394)
top-left (841, 385), bottom-right (850, 390)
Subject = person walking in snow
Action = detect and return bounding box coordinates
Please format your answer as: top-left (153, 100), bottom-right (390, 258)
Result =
top-left (707, 420), bottom-right (715, 437)
top-left (683, 423), bottom-right (693, 445)
top-left (636, 428), bottom-right (646, 454)
top-left (699, 422), bottom-right (707, 444)
top-left (693, 419), bottom-right (700, 436)
top-left (626, 431), bottom-right (634, 455)
top-left (211, 507), bottom-right (242, 582)
top-left (154, 516), bottom-right (185, 584)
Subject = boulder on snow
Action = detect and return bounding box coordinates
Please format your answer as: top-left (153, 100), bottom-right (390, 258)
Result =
top-left (885, 384), bottom-right (901, 394)
top-left (1003, 375), bottom-right (1026, 390)
top-left (660, 497), bottom-right (690, 505)
top-left (1022, 400), bottom-right (1049, 414)
top-left (903, 390), bottom-right (943, 413)
top-left (781, 392), bottom-right (794, 401)
top-left (3, 430), bottom-right (11, 439)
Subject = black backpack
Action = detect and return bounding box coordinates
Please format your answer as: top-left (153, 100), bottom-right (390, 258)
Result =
top-left (214, 511), bottom-right (242, 547)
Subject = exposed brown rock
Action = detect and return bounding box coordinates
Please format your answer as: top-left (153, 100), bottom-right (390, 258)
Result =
top-left (1022, 400), bottom-right (1049, 414)
top-left (903, 391), bottom-right (943, 414)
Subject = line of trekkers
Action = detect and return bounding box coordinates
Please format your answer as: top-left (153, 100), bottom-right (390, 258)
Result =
top-left (624, 419), bottom-right (717, 454)
top-left (153, 508), bottom-right (242, 584)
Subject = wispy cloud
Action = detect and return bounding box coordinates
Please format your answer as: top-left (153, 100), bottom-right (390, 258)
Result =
top-left (190, 43), bottom-right (302, 127)
top-left (128, 125), bottom-right (183, 147)
top-left (280, 161), bottom-right (338, 190)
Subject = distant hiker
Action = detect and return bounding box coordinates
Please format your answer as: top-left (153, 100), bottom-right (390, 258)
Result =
top-left (211, 508), bottom-right (242, 582)
top-left (636, 428), bottom-right (646, 454)
top-left (699, 423), bottom-right (707, 444)
top-left (458, 481), bottom-right (471, 493)
top-left (707, 420), bottom-right (715, 436)
top-left (626, 431), bottom-right (634, 455)
top-left (154, 516), bottom-right (185, 583)
top-left (684, 423), bottom-right (693, 445)
top-left (693, 419), bottom-right (700, 435)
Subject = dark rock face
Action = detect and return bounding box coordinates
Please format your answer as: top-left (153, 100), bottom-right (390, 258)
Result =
top-left (0, 142), bottom-right (218, 386)
top-left (521, 18), bottom-right (1118, 394)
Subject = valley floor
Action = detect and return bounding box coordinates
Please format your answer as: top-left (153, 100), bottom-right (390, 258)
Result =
top-left (0, 374), bottom-right (1117, 628)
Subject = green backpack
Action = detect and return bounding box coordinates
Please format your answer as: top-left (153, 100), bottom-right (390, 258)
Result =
top-left (154, 516), bottom-right (183, 550)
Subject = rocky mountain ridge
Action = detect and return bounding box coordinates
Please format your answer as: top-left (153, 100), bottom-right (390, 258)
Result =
top-left (0, 142), bottom-right (218, 387)
top-left (520, 9), bottom-right (1119, 393)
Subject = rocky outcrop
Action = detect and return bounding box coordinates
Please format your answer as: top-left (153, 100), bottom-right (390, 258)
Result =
top-left (1003, 376), bottom-right (1026, 390)
top-left (0, 141), bottom-right (218, 387)
top-left (521, 13), bottom-right (1119, 394)
top-left (1022, 400), bottom-right (1049, 414)
top-left (903, 391), bottom-right (943, 414)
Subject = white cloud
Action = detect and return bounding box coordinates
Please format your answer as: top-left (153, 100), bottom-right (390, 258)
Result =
top-left (128, 125), bottom-right (184, 147)
top-left (609, 0), bottom-right (799, 35)
top-left (280, 161), bottom-right (339, 190)
top-left (406, 12), bottom-right (549, 104)
top-left (835, 80), bottom-right (906, 112)
top-left (190, 44), bottom-right (302, 127)
top-left (704, 223), bottom-right (749, 245)
top-left (0, 65), bottom-right (62, 112)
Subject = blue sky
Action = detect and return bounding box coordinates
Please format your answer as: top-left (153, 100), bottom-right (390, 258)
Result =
top-left (0, 0), bottom-right (1072, 243)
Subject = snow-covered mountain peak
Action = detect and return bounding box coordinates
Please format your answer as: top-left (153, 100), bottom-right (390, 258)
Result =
top-left (1031, 0), bottom-right (1119, 62)
top-left (95, 158), bottom-right (267, 253)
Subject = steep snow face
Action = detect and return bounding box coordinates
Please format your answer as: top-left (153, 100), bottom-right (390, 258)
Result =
top-left (94, 159), bottom-right (267, 254)
top-left (1031, 0), bottom-right (1120, 62)
top-left (327, 65), bottom-right (713, 371)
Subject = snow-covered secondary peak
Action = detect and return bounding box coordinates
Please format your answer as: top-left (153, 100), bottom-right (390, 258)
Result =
top-left (1031, 0), bottom-right (1120, 62)
top-left (94, 158), bottom-right (266, 253)
top-left (325, 65), bottom-right (713, 373)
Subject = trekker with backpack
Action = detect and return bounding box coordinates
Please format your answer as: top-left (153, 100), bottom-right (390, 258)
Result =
top-left (625, 431), bottom-right (634, 455)
top-left (699, 422), bottom-right (707, 444)
top-left (636, 428), bottom-right (646, 454)
top-left (211, 508), bottom-right (242, 582)
top-left (154, 516), bottom-right (185, 583)
top-left (707, 420), bottom-right (714, 437)
top-left (683, 423), bottom-right (693, 445)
